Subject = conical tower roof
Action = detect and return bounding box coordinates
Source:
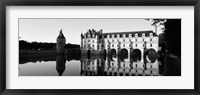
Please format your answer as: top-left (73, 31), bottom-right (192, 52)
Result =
top-left (57, 29), bottom-right (65, 39)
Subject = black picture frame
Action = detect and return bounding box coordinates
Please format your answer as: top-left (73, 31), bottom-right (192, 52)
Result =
top-left (0, 0), bottom-right (200, 95)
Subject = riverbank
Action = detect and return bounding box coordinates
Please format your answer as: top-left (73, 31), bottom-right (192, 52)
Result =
top-left (19, 49), bottom-right (81, 64)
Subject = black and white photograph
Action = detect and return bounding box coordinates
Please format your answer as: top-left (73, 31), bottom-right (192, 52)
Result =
top-left (19, 18), bottom-right (181, 76)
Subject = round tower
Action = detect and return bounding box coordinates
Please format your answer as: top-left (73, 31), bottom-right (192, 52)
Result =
top-left (56, 29), bottom-right (66, 54)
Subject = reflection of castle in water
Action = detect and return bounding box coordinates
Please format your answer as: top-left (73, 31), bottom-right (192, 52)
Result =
top-left (81, 56), bottom-right (159, 76)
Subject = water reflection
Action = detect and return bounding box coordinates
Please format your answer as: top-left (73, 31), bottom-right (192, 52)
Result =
top-left (19, 54), bottom-right (161, 76)
top-left (81, 55), bottom-right (159, 76)
top-left (56, 55), bottom-right (66, 76)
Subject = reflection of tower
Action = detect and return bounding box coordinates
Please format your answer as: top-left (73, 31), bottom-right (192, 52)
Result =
top-left (56, 29), bottom-right (66, 54)
top-left (56, 55), bottom-right (66, 76)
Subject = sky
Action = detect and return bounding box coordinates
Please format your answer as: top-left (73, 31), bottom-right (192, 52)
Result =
top-left (19, 18), bottom-right (163, 45)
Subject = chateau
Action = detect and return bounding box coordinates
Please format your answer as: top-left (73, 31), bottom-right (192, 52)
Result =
top-left (80, 29), bottom-right (159, 75)
top-left (81, 29), bottom-right (158, 61)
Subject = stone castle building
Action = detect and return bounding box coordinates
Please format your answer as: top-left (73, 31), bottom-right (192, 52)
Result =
top-left (80, 29), bottom-right (159, 74)
top-left (81, 29), bottom-right (158, 63)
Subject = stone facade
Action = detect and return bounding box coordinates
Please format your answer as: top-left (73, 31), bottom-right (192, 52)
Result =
top-left (81, 29), bottom-right (158, 57)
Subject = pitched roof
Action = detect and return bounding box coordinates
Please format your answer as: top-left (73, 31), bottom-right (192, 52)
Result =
top-left (57, 30), bottom-right (65, 39)
top-left (102, 30), bottom-right (157, 37)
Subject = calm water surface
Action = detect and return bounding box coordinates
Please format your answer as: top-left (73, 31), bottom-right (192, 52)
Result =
top-left (19, 55), bottom-right (162, 76)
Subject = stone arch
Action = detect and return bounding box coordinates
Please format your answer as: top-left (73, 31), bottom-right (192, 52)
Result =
top-left (145, 48), bottom-right (157, 63)
top-left (120, 48), bottom-right (128, 60)
top-left (110, 48), bottom-right (117, 57)
top-left (132, 49), bottom-right (142, 62)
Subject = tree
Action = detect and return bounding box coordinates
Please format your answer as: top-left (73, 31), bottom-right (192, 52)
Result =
top-left (147, 19), bottom-right (181, 57)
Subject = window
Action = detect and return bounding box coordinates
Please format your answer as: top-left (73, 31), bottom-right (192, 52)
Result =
top-left (150, 44), bottom-right (152, 47)
top-left (135, 39), bottom-right (137, 42)
top-left (129, 44), bottom-right (132, 47)
top-left (123, 44), bottom-right (125, 47)
top-left (107, 35), bottom-right (109, 38)
top-left (92, 44), bottom-right (94, 47)
top-left (88, 40), bottom-right (90, 42)
top-left (135, 44), bottom-right (137, 47)
top-left (112, 44), bottom-right (114, 47)
top-left (150, 38), bottom-right (152, 41)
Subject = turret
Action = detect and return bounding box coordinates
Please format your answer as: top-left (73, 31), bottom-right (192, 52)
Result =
top-left (56, 29), bottom-right (66, 54)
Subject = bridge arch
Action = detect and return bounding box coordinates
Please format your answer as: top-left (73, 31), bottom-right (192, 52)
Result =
top-left (110, 48), bottom-right (117, 57)
top-left (132, 49), bottom-right (142, 62)
top-left (120, 48), bottom-right (128, 59)
top-left (145, 48), bottom-right (157, 63)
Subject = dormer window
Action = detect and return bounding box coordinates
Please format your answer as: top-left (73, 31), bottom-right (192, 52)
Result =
top-left (112, 35), bottom-right (115, 38)
top-left (129, 34), bottom-right (132, 37)
top-left (142, 33), bottom-right (145, 37)
top-left (107, 35), bottom-right (110, 38)
top-left (123, 34), bottom-right (126, 38)
top-left (135, 34), bottom-right (138, 37)
top-left (150, 33), bottom-right (153, 37)
top-left (117, 34), bottom-right (120, 38)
